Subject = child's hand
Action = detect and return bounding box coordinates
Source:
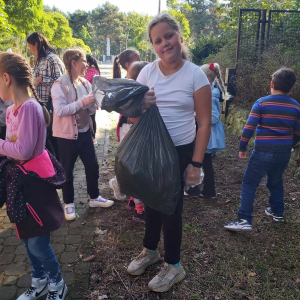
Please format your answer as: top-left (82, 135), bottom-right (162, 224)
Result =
top-left (239, 151), bottom-right (247, 159)
top-left (143, 87), bottom-right (156, 109)
top-left (82, 94), bottom-right (95, 106)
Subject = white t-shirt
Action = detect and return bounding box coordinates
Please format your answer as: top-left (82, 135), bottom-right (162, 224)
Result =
top-left (137, 60), bottom-right (210, 146)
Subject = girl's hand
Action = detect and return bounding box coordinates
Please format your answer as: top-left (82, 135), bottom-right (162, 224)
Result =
top-left (184, 164), bottom-right (204, 189)
top-left (82, 94), bottom-right (95, 106)
top-left (33, 76), bottom-right (43, 88)
top-left (143, 87), bottom-right (156, 109)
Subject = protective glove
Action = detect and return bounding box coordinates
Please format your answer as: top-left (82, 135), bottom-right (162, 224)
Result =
top-left (184, 164), bottom-right (204, 189)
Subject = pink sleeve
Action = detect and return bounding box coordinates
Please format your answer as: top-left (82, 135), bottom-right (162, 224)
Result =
top-left (0, 102), bottom-right (40, 160)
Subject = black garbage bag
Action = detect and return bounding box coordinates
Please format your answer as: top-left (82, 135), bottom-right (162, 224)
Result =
top-left (115, 105), bottom-right (181, 215)
top-left (92, 76), bottom-right (149, 118)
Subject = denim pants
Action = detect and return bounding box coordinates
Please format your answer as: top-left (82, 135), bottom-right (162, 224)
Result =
top-left (238, 149), bottom-right (291, 223)
top-left (57, 131), bottom-right (100, 204)
top-left (23, 234), bottom-right (62, 283)
top-left (143, 142), bottom-right (193, 264)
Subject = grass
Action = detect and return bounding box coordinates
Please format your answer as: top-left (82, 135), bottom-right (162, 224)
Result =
top-left (85, 119), bottom-right (300, 300)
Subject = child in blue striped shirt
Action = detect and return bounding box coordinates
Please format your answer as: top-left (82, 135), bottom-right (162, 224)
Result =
top-left (225, 68), bottom-right (300, 231)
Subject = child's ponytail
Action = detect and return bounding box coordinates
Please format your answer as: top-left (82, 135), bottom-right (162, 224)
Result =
top-left (113, 49), bottom-right (140, 78)
top-left (213, 64), bottom-right (226, 95)
top-left (29, 82), bottom-right (51, 127)
top-left (113, 56), bottom-right (121, 78)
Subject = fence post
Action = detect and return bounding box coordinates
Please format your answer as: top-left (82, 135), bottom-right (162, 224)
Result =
top-left (235, 9), bottom-right (243, 67)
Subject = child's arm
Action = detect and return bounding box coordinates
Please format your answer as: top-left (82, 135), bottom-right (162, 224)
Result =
top-left (0, 103), bottom-right (39, 161)
top-left (239, 100), bottom-right (261, 152)
top-left (293, 110), bottom-right (300, 147)
top-left (51, 82), bottom-right (93, 117)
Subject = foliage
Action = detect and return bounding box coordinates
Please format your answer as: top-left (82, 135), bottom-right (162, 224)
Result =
top-left (0, 0), bottom-right (10, 40)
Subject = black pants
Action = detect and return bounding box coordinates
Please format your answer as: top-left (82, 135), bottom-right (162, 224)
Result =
top-left (143, 142), bottom-right (193, 264)
top-left (202, 153), bottom-right (216, 197)
top-left (91, 113), bottom-right (96, 139)
top-left (57, 131), bottom-right (99, 204)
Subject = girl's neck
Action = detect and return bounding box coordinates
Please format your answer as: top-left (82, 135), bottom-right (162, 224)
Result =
top-left (159, 57), bottom-right (185, 76)
top-left (71, 70), bottom-right (80, 82)
top-left (11, 87), bottom-right (31, 109)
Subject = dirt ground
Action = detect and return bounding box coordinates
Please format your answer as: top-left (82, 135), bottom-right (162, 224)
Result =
top-left (84, 129), bottom-right (300, 300)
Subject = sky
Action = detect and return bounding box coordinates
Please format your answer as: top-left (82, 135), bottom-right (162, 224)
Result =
top-left (43, 0), bottom-right (168, 15)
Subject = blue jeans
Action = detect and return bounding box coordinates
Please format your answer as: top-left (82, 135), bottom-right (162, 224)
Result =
top-left (238, 149), bottom-right (291, 223)
top-left (23, 234), bottom-right (62, 283)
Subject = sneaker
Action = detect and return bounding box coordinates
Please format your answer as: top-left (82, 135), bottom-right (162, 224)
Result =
top-left (127, 247), bottom-right (160, 276)
top-left (184, 185), bottom-right (201, 197)
top-left (132, 210), bottom-right (146, 224)
top-left (17, 277), bottom-right (48, 300)
top-left (265, 207), bottom-right (284, 222)
top-left (89, 196), bottom-right (114, 208)
top-left (148, 262), bottom-right (186, 293)
top-left (126, 198), bottom-right (135, 211)
top-left (109, 177), bottom-right (127, 201)
top-left (199, 192), bottom-right (217, 199)
top-left (224, 218), bottom-right (252, 231)
top-left (46, 279), bottom-right (68, 300)
top-left (64, 203), bottom-right (76, 221)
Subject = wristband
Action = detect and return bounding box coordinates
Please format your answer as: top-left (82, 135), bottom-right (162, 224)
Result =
top-left (191, 161), bottom-right (203, 168)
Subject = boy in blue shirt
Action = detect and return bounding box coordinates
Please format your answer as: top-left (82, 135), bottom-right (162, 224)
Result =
top-left (225, 68), bottom-right (300, 231)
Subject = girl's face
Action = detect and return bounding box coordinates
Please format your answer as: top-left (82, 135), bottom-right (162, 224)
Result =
top-left (27, 42), bottom-right (39, 58)
top-left (72, 56), bottom-right (87, 77)
top-left (150, 22), bottom-right (183, 64)
top-left (0, 73), bottom-right (12, 101)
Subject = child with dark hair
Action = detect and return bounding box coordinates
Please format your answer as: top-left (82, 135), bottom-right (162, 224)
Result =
top-left (84, 54), bottom-right (101, 144)
top-left (225, 68), bottom-right (300, 231)
top-left (109, 61), bottom-right (149, 224)
top-left (109, 50), bottom-right (140, 207)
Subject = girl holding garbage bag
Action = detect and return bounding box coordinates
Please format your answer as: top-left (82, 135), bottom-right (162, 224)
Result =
top-left (51, 49), bottom-right (114, 221)
top-left (126, 13), bottom-right (212, 293)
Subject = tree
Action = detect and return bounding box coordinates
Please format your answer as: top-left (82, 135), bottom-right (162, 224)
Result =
top-left (166, 0), bottom-right (192, 39)
top-left (51, 12), bottom-right (73, 49)
top-left (0, 0), bottom-right (10, 41)
top-left (3, 0), bottom-right (44, 38)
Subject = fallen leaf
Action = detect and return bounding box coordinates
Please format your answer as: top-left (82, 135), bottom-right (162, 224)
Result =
top-left (82, 255), bottom-right (96, 262)
top-left (95, 227), bottom-right (108, 235)
top-left (249, 271), bottom-right (256, 277)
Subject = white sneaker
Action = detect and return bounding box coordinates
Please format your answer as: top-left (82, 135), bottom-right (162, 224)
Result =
top-left (46, 279), bottom-right (68, 300)
top-left (148, 262), bottom-right (186, 293)
top-left (17, 277), bottom-right (48, 300)
top-left (64, 203), bottom-right (76, 221)
top-left (109, 177), bottom-right (127, 201)
top-left (127, 248), bottom-right (160, 276)
top-left (89, 195), bottom-right (114, 208)
top-left (224, 218), bottom-right (252, 231)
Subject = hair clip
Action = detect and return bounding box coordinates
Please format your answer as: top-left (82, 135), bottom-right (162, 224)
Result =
top-left (209, 63), bottom-right (214, 71)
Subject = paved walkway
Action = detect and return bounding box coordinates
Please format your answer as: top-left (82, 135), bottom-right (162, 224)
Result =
top-left (0, 109), bottom-right (119, 300)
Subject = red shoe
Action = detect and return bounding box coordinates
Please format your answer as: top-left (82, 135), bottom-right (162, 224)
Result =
top-left (126, 197), bottom-right (135, 211)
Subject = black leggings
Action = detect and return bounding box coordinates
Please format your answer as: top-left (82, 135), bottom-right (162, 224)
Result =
top-left (57, 131), bottom-right (99, 204)
top-left (143, 142), bottom-right (193, 264)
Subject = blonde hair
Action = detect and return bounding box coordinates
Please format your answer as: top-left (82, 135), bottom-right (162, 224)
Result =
top-left (148, 13), bottom-right (190, 61)
top-left (128, 61), bottom-right (149, 80)
top-left (0, 52), bottom-right (50, 126)
top-left (201, 63), bottom-right (226, 94)
top-left (63, 49), bottom-right (88, 100)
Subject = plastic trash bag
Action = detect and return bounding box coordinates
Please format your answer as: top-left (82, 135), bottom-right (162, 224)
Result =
top-left (92, 76), bottom-right (149, 118)
top-left (115, 105), bottom-right (181, 215)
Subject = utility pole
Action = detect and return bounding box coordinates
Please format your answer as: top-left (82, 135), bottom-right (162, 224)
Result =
top-left (158, 0), bottom-right (161, 14)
